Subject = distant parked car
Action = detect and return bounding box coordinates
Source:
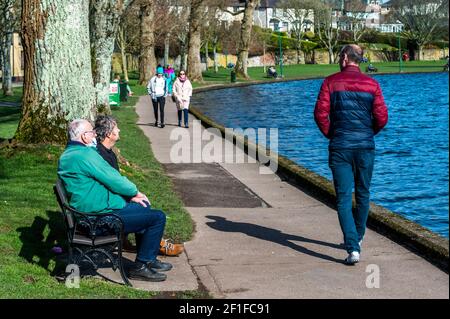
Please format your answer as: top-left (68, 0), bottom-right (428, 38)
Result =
top-left (227, 63), bottom-right (235, 69)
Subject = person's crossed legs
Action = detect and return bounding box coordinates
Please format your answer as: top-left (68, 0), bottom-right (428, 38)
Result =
top-left (114, 202), bottom-right (172, 281)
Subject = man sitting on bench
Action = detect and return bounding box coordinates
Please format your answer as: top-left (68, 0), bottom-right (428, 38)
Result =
top-left (267, 66), bottom-right (278, 78)
top-left (57, 119), bottom-right (172, 282)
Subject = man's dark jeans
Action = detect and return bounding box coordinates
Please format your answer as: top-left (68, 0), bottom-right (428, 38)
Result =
top-left (152, 96), bottom-right (166, 124)
top-left (114, 202), bottom-right (165, 263)
top-left (329, 149), bottom-right (375, 254)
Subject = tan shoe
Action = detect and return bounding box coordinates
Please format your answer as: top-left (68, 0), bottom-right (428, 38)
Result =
top-left (159, 239), bottom-right (184, 256)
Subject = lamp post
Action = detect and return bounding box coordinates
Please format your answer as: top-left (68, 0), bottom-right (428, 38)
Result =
top-left (275, 22), bottom-right (283, 78)
top-left (398, 31), bottom-right (403, 73)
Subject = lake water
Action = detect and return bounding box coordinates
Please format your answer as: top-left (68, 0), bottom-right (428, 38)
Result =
top-left (192, 72), bottom-right (449, 238)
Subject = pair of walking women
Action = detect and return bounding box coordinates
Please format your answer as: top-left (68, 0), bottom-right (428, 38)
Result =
top-left (147, 67), bottom-right (193, 128)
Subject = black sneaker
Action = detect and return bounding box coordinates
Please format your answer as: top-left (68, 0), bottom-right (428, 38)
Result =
top-left (147, 259), bottom-right (173, 272)
top-left (160, 124), bottom-right (165, 128)
top-left (128, 263), bottom-right (167, 282)
top-left (154, 121), bottom-right (159, 127)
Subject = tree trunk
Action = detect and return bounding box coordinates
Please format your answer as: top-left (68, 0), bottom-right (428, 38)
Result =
top-left (213, 42), bottom-right (218, 73)
top-left (204, 39), bottom-right (208, 71)
top-left (16, 0), bottom-right (96, 144)
top-left (417, 45), bottom-right (423, 61)
top-left (1, 0), bottom-right (14, 96)
top-left (328, 46), bottom-right (334, 64)
top-left (164, 32), bottom-right (170, 68)
top-left (117, 26), bottom-right (129, 81)
top-left (1, 31), bottom-right (13, 96)
top-left (234, 0), bottom-right (259, 79)
top-left (139, 1), bottom-right (156, 85)
top-left (180, 39), bottom-right (187, 71)
top-left (90, 0), bottom-right (129, 113)
top-left (187, 0), bottom-right (204, 82)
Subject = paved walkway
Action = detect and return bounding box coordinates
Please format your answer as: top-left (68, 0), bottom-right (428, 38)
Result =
top-left (122, 95), bottom-right (448, 298)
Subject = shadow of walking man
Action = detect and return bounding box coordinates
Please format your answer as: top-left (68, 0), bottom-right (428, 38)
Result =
top-left (205, 215), bottom-right (345, 264)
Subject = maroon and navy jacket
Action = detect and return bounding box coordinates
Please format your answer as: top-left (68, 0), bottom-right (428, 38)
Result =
top-left (314, 65), bottom-right (388, 150)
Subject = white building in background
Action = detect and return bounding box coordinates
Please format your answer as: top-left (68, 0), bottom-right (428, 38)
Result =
top-left (217, 0), bottom-right (402, 34)
top-left (219, 0), bottom-right (314, 33)
top-left (365, 0), bottom-right (382, 28)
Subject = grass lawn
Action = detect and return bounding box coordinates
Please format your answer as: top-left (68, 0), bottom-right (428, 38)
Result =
top-left (0, 81), bottom-right (200, 298)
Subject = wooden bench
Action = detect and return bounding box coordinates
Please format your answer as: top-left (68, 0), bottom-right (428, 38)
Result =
top-left (53, 179), bottom-right (131, 286)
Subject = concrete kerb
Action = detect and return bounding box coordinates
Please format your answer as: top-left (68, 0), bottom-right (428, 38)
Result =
top-left (190, 84), bottom-right (449, 273)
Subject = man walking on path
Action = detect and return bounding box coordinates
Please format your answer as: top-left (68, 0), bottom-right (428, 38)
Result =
top-left (314, 44), bottom-right (388, 265)
top-left (147, 66), bottom-right (168, 128)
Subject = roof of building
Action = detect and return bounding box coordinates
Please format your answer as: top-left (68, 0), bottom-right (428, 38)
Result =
top-left (224, 0), bottom-right (281, 8)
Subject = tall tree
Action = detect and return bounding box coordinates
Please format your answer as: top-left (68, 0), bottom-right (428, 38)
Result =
top-left (116, 2), bottom-right (140, 80)
top-left (234, 0), bottom-right (260, 79)
top-left (16, 0), bottom-right (96, 143)
top-left (389, 0), bottom-right (449, 60)
top-left (0, 0), bottom-right (18, 96)
top-left (187, 0), bottom-right (206, 82)
top-left (275, 0), bottom-right (316, 64)
top-left (89, 0), bottom-right (131, 112)
top-left (342, 0), bottom-right (367, 43)
top-left (138, 0), bottom-right (157, 85)
top-left (315, 1), bottom-right (340, 64)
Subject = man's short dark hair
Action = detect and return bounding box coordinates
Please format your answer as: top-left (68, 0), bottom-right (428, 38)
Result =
top-left (94, 115), bottom-right (117, 143)
top-left (340, 45), bottom-right (364, 64)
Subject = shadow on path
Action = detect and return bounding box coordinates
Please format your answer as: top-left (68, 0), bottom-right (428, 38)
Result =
top-left (205, 215), bottom-right (345, 264)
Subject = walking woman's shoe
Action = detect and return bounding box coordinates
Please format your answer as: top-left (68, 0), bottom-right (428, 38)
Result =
top-left (344, 251), bottom-right (360, 265)
top-left (160, 239), bottom-right (184, 256)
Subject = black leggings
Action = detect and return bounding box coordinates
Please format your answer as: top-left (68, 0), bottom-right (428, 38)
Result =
top-left (152, 96), bottom-right (166, 124)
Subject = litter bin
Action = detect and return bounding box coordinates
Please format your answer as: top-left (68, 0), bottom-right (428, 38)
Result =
top-left (230, 70), bottom-right (236, 83)
top-left (109, 81), bottom-right (121, 107)
top-left (119, 80), bottom-right (129, 102)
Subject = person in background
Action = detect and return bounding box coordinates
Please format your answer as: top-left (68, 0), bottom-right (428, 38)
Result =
top-left (172, 70), bottom-right (193, 128)
top-left (164, 64), bottom-right (176, 96)
top-left (58, 119), bottom-right (173, 282)
top-left (314, 44), bottom-right (388, 265)
top-left (147, 66), bottom-right (167, 128)
top-left (267, 66), bottom-right (278, 78)
top-left (94, 115), bottom-right (185, 257)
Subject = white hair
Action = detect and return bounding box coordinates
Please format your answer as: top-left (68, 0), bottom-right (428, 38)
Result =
top-left (68, 119), bottom-right (90, 141)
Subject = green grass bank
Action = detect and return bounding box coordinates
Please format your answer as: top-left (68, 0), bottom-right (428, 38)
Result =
top-left (0, 80), bottom-right (199, 298)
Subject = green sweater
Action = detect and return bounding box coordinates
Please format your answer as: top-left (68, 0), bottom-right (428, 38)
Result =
top-left (57, 142), bottom-right (138, 213)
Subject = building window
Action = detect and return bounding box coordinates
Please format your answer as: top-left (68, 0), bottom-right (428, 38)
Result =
top-left (371, 18), bottom-right (375, 23)
top-left (273, 8), bottom-right (277, 16)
